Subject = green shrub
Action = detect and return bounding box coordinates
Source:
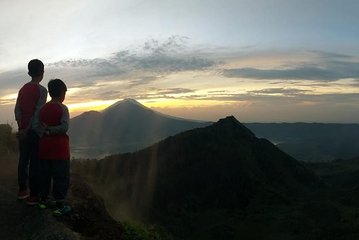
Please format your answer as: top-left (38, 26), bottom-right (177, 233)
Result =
top-left (120, 221), bottom-right (172, 240)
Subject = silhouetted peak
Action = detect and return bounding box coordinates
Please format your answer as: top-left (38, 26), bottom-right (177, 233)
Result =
top-left (83, 110), bottom-right (101, 115)
top-left (217, 115), bottom-right (238, 124)
top-left (212, 116), bottom-right (256, 139)
top-left (102, 98), bottom-right (149, 113)
top-left (121, 98), bottom-right (143, 106)
top-left (113, 98), bottom-right (144, 107)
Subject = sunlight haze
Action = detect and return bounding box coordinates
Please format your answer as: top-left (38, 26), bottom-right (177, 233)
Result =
top-left (1, 0), bottom-right (359, 124)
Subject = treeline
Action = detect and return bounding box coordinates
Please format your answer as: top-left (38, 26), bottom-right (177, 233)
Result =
top-left (0, 124), bottom-right (17, 155)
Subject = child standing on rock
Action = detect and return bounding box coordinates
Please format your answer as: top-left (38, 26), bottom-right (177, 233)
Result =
top-left (35, 79), bottom-right (71, 216)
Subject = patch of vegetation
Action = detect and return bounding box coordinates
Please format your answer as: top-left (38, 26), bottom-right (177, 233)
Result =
top-left (120, 221), bottom-right (173, 240)
top-left (0, 124), bottom-right (18, 179)
top-left (0, 124), bottom-right (17, 155)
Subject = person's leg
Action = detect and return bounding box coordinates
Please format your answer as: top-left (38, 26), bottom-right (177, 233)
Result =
top-left (52, 160), bottom-right (70, 204)
top-left (28, 131), bottom-right (40, 197)
top-left (52, 160), bottom-right (71, 215)
top-left (39, 159), bottom-right (51, 201)
top-left (37, 159), bottom-right (56, 208)
top-left (17, 135), bottom-right (30, 198)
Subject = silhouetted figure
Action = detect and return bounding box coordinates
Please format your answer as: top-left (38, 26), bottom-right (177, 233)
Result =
top-left (36, 79), bottom-right (71, 215)
top-left (14, 59), bottom-right (47, 204)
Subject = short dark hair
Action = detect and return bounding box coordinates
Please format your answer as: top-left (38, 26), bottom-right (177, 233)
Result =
top-left (28, 59), bottom-right (44, 77)
top-left (48, 79), bottom-right (67, 98)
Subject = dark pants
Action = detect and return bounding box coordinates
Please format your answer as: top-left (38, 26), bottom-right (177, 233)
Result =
top-left (40, 160), bottom-right (70, 201)
top-left (18, 130), bottom-right (40, 196)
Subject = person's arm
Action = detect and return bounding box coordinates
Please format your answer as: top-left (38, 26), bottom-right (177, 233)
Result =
top-left (14, 92), bottom-right (22, 129)
top-left (29, 86), bottom-right (47, 129)
top-left (32, 109), bottom-right (45, 137)
top-left (47, 105), bottom-right (69, 134)
top-left (35, 86), bottom-right (47, 112)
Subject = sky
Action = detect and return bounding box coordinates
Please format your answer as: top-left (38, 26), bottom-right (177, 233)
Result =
top-left (1, 0), bottom-right (359, 124)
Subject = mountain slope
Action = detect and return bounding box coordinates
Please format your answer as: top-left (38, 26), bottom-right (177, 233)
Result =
top-left (69, 98), bottom-right (211, 158)
top-left (74, 116), bottom-right (321, 239)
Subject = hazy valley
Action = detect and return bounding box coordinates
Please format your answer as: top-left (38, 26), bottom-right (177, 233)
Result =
top-left (70, 99), bottom-right (359, 162)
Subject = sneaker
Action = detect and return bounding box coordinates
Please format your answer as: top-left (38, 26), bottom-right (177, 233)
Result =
top-left (38, 199), bottom-right (57, 209)
top-left (26, 196), bottom-right (40, 206)
top-left (53, 205), bottom-right (72, 216)
top-left (17, 190), bottom-right (29, 200)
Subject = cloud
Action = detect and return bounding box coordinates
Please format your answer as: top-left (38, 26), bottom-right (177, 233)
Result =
top-left (0, 69), bottom-right (27, 97)
top-left (105, 87), bottom-right (195, 101)
top-left (248, 88), bottom-right (311, 96)
top-left (223, 66), bottom-right (343, 81)
top-left (2, 45), bottom-right (358, 124)
top-left (65, 84), bottom-right (196, 102)
top-left (151, 88), bottom-right (195, 95)
top-left (48, 36), bottom-right (216, 80)
top-left (313, 51), bottom-right (353, 60)
top-left (142, 36), bottom-right (188, 54)
top-left (302, 93), bottom-right (359, 103)
top-left (0, 99), bottom-right (13, 105)
top-left (48, 58), bottom-right (126, 78)
top-left (174, 86), bottom-right (359, 108)
top-left (349, 80), bottom-right (359, 88)
top-left (223, 52), bottom-right (359, 81)
top-left (126, 76), bottom-right (158, 87)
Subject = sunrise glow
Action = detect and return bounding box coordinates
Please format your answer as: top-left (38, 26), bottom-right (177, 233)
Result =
top-left (1, 0), bottom-right (359, 123)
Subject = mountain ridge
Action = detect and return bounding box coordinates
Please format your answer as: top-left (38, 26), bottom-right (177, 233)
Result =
top-left (74, 116), bottom-right (320, 238)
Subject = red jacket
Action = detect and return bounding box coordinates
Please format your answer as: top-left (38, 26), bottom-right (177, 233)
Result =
top-left (15, 82), bottom-right (47, 130)
top-left (38, 102), bottom-right (70, 160)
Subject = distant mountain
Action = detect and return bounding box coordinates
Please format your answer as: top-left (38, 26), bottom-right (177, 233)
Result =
top-left (74, 116), bottom-right (320, 239)
top-left (245, 123), bottom-right (359, 162)
top-left (69, 98), bottom-right (211, 158)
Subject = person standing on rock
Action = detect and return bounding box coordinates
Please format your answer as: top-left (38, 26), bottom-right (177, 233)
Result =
top-left (35, 79), bottom-right (71, 216)
top-left (14, 59), bottom-right (47, 204)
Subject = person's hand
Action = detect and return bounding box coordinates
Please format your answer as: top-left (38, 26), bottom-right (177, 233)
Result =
top-left (41, 123), bottom-right (50, 135)
top-left (16, 129), bottom-right (28, 140)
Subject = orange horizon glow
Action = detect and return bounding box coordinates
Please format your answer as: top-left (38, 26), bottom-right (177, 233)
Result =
top-left (66, 98), bottom-right (240, 117)
top-left (67, 100), bottom-right (118, 113)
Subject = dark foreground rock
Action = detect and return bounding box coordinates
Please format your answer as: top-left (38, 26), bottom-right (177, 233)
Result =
top-left (0, 184), bottom-right (77, 240)
top-left (59, 174), bottom-right (124, 240)
top-left (0, 174), bottom-right (124, 240)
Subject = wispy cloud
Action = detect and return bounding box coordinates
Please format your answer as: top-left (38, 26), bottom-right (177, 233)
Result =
top-left (100, 87), bottom-right (195, 101)
top-left (49, 36), bottom-right (216, 79)
top-left (248, 88), bottom-right (311, 96)
top-left (173, 86), bottom-right (359, 107)
top-left (223, 52), bottom-right (359, 81)
top-left (223, 67), bottom-right (339, 80)
top-left (312, 51), bottom-right (353, 60)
